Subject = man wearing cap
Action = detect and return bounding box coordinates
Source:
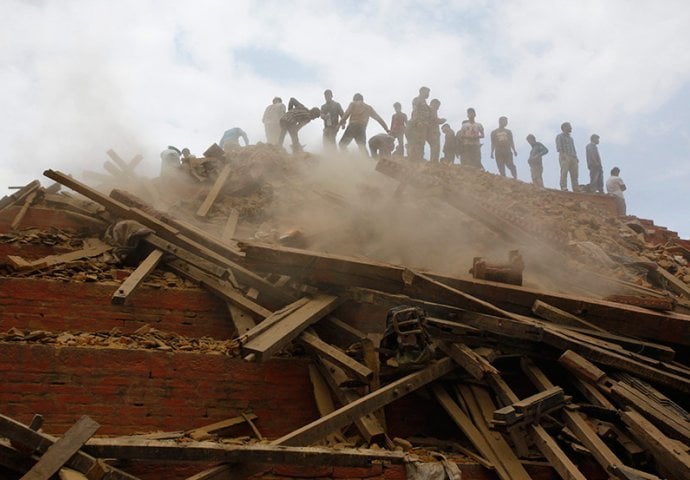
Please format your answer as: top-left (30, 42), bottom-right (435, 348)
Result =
top-left (586, 134), bottom-right (604, 193)
top-left (278, 97), bottom-right (321, 153)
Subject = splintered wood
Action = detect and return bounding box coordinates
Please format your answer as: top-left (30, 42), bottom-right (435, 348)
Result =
top-left (1, 159), bottom-right (690, 480)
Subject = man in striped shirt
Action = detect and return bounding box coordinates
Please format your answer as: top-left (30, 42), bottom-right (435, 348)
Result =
top-left (278, 98), bottom-right (321, 153)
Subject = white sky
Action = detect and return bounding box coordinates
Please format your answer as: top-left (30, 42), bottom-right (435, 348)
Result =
top-left (2, 0), bottom-right (690, 237)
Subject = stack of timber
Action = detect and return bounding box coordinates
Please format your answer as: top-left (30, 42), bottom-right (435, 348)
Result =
top-left (0, 149), bottom-right (690, 479)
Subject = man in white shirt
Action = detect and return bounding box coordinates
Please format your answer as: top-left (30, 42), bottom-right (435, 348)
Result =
top-left (605, 166), bottom-right (627, 216)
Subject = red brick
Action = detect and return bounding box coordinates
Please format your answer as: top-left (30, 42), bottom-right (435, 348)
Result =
top-left (333, 465), bottom-right (384, 478)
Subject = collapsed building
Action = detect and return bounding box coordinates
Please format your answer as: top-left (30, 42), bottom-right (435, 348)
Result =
top-left (0, 144), bottom-right (689, 480)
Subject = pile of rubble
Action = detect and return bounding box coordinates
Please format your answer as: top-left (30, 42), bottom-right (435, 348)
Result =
top-left (1, 146), bottom-right (689, 480)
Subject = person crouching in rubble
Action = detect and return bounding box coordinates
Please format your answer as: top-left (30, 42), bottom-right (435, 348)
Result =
top-left (368, 133), bottom-right (395, 159)
top-left (160, 145), bottom-right (181, 176)
top-left (278, 98), bottom-right (321, 153)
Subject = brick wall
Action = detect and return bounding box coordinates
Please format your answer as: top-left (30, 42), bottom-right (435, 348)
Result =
top-left (0, 278), bottom-right (237, 339)
top-left (0, 342), bottom-right (317, 437)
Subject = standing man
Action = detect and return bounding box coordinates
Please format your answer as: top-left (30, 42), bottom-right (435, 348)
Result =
top-left (406, 86), bottom-right (433, 161)
top-left (457, 108), bottom-right (485, 168)
top-left (586, 134), bottom-right (604, 193)
top-left (321, 89), bottom-right (344, 150)
top-left (338, 93), bottom-right (389, 155)
top-left (441, 124), bottom-right (457, 165)
top-left (278, 98), bottom-right (321, 153)
top-left (555, 122), bottom-right (579, 191)
top-left (606, 167), bottom-right (627, 216)
top-left (428, 98), bottom-right (446, 162)
top-left (490, 116), bottom-right (518, 178)
top-left (526, 134), bottom-right (548, 188)
top-left (390, 102), bottom-right (408, 156)
top-left (262, 97), bottom-right (286, 145)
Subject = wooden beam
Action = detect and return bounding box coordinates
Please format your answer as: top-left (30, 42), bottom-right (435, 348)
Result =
top-left (44, 170), bottom-right (296, 308)
top-left (196, 163), bottom-right (232, 218)
top-left (620, 408), bottom-right (690, 480)
top-left (520, 360), bottom-right (662, 480)
top-left (437, 342), bottom-right (498, 380)
top-left (21, 416), bottom-right (100, 480)
top-left (82, 438), bottom-right (405, 466)
top-left (237, 241), bottom-right (690, 346)
top-left (656, 267), bottom-right (690, 301)
top-left (185, 414), bottom-right (257, 441)
top-left (459, 385), bottom-right (532, 480)
top-left (272, 357), bottom-right (455, 446)
top-left (166, 259), bottom-right (272, 320)
top-left (227, 303), bottom-right (256, 336)
top-left (0, 180), bottom-right (40, 212)
top-left (532, 300), bottom-right (607, 333)
top-left (111, 249), bottom-right (164, 305)
top-left (300, 330), bottom-right (373, 383)
top-left (307, 364), bottom-right (347, 445)
top-left (221, 209), bottom-right (239, 242)
top-left (10, 190), bottom-right (38, 230)
top-left (315, 358), bottom-right (387, 444)
top-left (0, 414), bottom-right (140, 480)
top-left (241, 294), bottom-right (343, 361)
top-left (7, 238), bottom-right (112, 272)
top-left (486, 372), bottom-right (587, 480)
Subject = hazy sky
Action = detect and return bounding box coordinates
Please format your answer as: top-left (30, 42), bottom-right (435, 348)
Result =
top-left (2, 0), bottom-right (690, 237)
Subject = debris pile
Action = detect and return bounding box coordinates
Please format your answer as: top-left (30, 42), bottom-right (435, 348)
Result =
top-left (0, 149), bottom-right (689, 480)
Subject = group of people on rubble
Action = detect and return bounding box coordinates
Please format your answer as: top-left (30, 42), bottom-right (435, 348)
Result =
top-left (161, 85), bottom-right (627, 216)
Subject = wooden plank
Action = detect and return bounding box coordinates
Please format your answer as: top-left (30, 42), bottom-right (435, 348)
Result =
top-left (196, 163), bottom-right (232, 218)
top-left (437, 342), bottom-right (498, 380)
top-left (457, 310), bottom-right (690, 393)
top-left (185, 414), bottom-right (256, 441)
top-left (221, 209), bottom-right (239, 242)
top-left (532, 300), bottom-right (607, 333)
top-left (521, 361), bottom-right (662, 480)
top-left (0, 180), bottom-right (40, 212)
top-left (58, 468), bottom-right (88, 480)
top-left (460, 385), bottom-right (532, 480)
top-left (21, 416), bottom-right (100, 480)
top-left (272, 357), bottom-right (455, 446)
top-left (300, 329), bottom-right (373, 382)
top-left (530, 425), bottom-right (588, 480)
top-left (432, 384), bottom-right (510, 480)
top-left (0, 414), bottom-right (140, 480)
top-left (83, 437), bottom-right (405, 466)
top-left (307, 364), bottom-right (347, 445)
top-left (486, 371), bottom-right (586, 480)
top-left (103, 160), bottom-right (126, 178)
top-left (145, 234), bottom-right (230, 280)
top-left (236, 297), bottom-right (310, 345)
top-left (227, 303), bottom-right (256, 336)
top-left (44, 170), bottom-right (296, 308)
top-left (242, 294), bottom-right (343, 361)
top-left (316, 357), bottom-right (386, 444)
top-left (237, 241), bottom-right (690, 346)
top-left (111, 249), bottom-right (164, 305)
top-left (106, 149), bottom-right (131, 173)
top-left (7, 239), bottom-right (112, 272)
top-left (656, 267), bottom-right (690, 300)
top-left (167, 259), bottom-right (272, 320)
top-left (558, 350), bottom-right (607, 384)
top-left (620, 408), bottom-right (690, 480)
top-left (10, 190), bottom-right (38, 230)
top-left (316, 316), bottom-right (368, 345)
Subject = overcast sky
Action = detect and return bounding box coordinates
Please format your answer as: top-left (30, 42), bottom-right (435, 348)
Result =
top-left (2, 0), bottom-right (690, 237)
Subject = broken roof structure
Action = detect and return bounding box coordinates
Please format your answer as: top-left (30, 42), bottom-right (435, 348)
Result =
top-left (0, 145), bottom-right (689, 480)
